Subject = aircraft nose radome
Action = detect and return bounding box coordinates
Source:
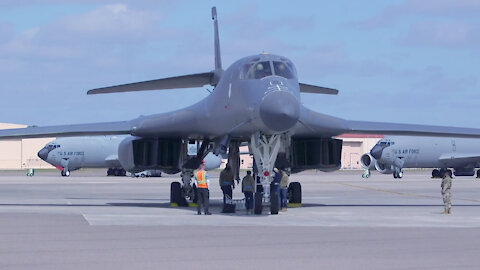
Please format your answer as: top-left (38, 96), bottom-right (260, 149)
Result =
top-left (370, 145), bottom-right (384, 160)
top-left (259, 90), bottom-right (300, 132)
top-left (37, 148), bottom-right (49, 161)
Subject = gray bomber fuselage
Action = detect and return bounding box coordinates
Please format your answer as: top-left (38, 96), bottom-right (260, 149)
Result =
top-left (372, 136), bottom-right (480, 169)
top-left (131, 54), bottom-right (303, 140)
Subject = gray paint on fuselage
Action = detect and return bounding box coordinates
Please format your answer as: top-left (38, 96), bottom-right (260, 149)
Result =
top-left (374, 136), bottom-right (480, 169)
top-left (42, 136), bottom-right (125, 170)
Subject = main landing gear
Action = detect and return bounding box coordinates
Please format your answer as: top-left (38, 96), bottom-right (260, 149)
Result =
top-left (107, 168), bottom-right (126, 176)
top-left (170, 168), bottom-right (197, 206)
top-left (432, 168), bottom-right (452, 179)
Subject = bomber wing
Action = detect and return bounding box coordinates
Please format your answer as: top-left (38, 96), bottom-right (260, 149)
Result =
top-left (295, 107), bottom-right (480, 138)
top-left (299, 83), bottom-right (338, 95)
top-left (0, 107), bottom-right (208, 140)
top-left (0, 121), bottom-right (132, 139)
top-left (87, 72), bottom-right (215, 95)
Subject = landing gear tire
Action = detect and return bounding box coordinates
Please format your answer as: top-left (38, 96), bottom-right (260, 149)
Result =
top-left (432, 169), bottom-right (440, 178)
top-left (254, 192), bottom-right (263, 215)
top-left (393, 171), bottom-right (403, 179)
top-left (61, 170), bottom-right (70, 177)
top-left (362, 170), bottom-right (370, 179)
top-left (107, 168), bottom-right (113, 176)
top-left (270, 190), bottom-right (279, 215)
top-left (477, 170), bottom-right (480, 179)
top-left (170, 182), bottom-right (182, 205)
top-left (288, 182), bottom-right (302, 204)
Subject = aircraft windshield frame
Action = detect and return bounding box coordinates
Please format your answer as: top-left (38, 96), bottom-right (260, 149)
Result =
top-left (240, 60), bottom-right (297, 80)
top-left (272, 61), bottom-right (295, 79)
top-left (378, 141), bottom-right (394, 146)
top-left (240, 61), bottom-right (273, 80)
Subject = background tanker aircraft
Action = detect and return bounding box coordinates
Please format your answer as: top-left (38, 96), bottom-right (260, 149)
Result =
top-left (361, 136), bottom-right (480, 179)
top-left (3, 7), bottom-right (480, 214)
top-left (37, 136), bottom-right (221, 177)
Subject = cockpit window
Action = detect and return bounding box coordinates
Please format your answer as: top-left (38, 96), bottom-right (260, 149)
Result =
top-left (273, 61), bottom-right (295, 79)
top-left (379, 141), bottom-right (394, 146)
top-left (240, 61), bottom-right (273, 79)
top-left (46, 144), bottom-right (60, 150)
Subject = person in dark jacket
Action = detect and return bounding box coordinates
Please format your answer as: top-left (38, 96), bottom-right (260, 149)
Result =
top-left (242, 170), bottom-right (255, 214)
top-left (270, 168), bottom-right (281, 209)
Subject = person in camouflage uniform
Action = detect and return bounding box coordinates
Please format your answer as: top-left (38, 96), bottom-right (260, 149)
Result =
top-left (441, 170), bottom-right (452, 214)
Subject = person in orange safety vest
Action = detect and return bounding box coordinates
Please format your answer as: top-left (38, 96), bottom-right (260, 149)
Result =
top-left (195, 163), bottom-right (211, 215)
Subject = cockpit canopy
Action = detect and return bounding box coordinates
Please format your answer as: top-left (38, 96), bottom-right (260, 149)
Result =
top-left (378, 140), bottom-right (394, 146)
top-left (46, 144), bottom-right (61, 150)
top-left (240, 59), bottom-right (296, 80)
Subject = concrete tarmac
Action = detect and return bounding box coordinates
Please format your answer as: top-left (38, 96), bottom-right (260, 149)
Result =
top-left (0, 169), bottom-right (480, 269)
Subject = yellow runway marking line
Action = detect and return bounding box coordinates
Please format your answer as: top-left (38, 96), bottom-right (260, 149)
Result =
top-left (330, 182), bottom-right (480, 203)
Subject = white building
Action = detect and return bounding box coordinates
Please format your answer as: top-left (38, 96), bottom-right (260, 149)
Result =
top-left (0, 123), bottom-right (54, 169)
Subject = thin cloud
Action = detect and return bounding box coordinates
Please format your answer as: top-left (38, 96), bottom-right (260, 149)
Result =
top-left (353, 0), bottom-right (480, 29)
top-left (400, 20), bottom-right (480, 48)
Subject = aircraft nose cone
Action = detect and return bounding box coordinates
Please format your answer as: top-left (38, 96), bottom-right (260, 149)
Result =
top-left (370, 145), bottom-right (384, 160)
top-left (259, 90), bottom-right (300, 132)
top-left (37, 148), bottom-right (49, 161)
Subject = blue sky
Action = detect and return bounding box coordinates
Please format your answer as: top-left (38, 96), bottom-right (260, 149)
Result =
top-left (0, 0), bottom-right (479, 127)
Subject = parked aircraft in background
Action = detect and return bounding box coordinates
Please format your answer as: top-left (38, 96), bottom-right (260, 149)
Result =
top-left (361, 136), bottom-right (480, 179)
top-left (38, 136), bottom-right (222, 177)
top-left (4, 7), bottom-right (480, 214)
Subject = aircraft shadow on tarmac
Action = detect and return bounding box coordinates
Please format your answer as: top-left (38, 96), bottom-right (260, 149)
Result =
top-left (1, 202), bottom-right (480, 208)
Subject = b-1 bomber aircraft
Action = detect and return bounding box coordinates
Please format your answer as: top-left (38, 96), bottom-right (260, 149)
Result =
top-left (361, 136), bottom-right (480, 179)
top-left (3, 7), bottom-right (480, 214)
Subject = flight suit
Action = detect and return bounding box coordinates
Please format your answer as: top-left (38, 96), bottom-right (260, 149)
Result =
top-left (279, 171), bottom-right (289, 211)
top-left (242, 174), bottom-right (255, 214)
top-left (441, 175), bottom-right (452, 214)
top-left (270, 171), bottom-right (282, 209)
top-left (219, 168), bottom-right (235, 205)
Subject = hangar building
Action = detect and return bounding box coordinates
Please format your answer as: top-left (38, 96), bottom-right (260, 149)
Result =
top-left (0, 123), bottom-right (54, 170)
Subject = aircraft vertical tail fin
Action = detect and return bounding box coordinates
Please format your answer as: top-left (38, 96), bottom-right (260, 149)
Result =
top-left (212, 7), bottom-right (222, 71)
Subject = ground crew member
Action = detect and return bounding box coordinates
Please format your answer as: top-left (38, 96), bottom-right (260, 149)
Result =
top-left (441, 170), bottom-right (452, 214)
top-left (242, 170), bottom-right (255, 214)
top-left (280, 169), bottom-right (289, 211)
top-left (195, 163), bottom-right (211, 215)
top-left (219, 165), bottom-right (235, 205)
top-left (270, 168), bottom-right (281, 208)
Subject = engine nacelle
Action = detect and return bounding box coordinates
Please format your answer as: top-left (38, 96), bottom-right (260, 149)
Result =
top-left (118, 137), bottom-right (183, 174)
top-left (374, 160), bottom-right (393, 174)
top-left (287, 137), bottom-right (342, 173)
top-left (360, 153), bottom-right (376, 170)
